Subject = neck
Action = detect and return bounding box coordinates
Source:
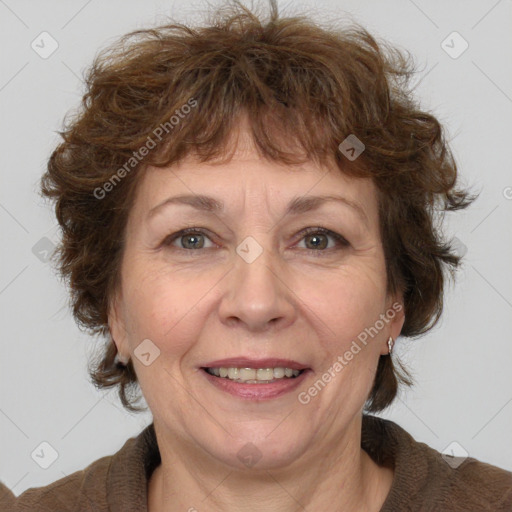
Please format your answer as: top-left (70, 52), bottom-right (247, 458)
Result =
top-left (148, 415), bottom-right (393, 512)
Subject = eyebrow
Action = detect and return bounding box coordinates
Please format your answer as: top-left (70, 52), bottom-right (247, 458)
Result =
top-left (147, 193), bottom-right (369, 226)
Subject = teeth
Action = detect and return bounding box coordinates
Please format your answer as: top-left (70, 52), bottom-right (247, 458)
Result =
top-left (227, 368), bottom-right (239, 379)
top-left (273, 367), bottom-right (285, 378)
top-left (206, 367), bottom-right (302, 383)
top-left (257, 368), bottom-right (273, 380)
top-left (239, 368), bottom-right (256, 380)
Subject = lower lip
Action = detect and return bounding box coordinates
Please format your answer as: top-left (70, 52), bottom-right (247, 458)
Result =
top-left (201, 368), bottom-right (311, 400)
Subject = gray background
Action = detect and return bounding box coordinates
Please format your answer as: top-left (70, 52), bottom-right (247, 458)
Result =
top-left (1, 0), bottom-right (511, 496)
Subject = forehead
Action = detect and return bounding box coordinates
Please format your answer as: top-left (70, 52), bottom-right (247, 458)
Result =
top-left (133, 156), bottom-right (377, 221)
top-left (128, 121), bottom-right (378, 227)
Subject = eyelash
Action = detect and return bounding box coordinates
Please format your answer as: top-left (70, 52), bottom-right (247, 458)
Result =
top-left (161, 227), bottom-right (350, 256)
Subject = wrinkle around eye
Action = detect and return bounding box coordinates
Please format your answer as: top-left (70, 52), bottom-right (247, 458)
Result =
top-left (145, 215), bottom-right (375, 254)
top-left (158, 228), bottom-right (356, 259)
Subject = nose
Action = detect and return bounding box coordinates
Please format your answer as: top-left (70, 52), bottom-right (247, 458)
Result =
top-left (218, 242), bottom-right (297, 332)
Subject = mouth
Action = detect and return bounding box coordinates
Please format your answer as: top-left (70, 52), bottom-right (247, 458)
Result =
top-left (201, 366), bottom-right (306, 384)
top-left (199, 358), bottom-right (311, 400)
top-left (200, 357), bottom-right (310, 383)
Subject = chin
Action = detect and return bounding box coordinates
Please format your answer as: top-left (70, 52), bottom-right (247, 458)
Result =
top-left (201, 427), bottom-right (309, 471)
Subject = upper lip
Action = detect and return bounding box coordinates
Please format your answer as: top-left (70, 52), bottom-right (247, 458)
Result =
top-left (201, 358), bottom-right (310, 371)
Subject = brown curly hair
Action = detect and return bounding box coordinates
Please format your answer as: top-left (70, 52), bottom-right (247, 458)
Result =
top-left (40, 0), bottom-right (476, 413)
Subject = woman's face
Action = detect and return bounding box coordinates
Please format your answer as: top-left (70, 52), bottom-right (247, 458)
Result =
top-left (109, 126), bottom-right (404, 470)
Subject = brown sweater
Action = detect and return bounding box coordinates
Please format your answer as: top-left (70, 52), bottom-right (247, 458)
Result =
top-left (4, 414), bottom-right (512, 511)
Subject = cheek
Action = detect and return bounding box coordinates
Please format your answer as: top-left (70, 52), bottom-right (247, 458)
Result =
top-left (123, 266), bottom-right (219, 354)
top-left (301, 272), bottom-right (386, 415)
top-left (302, 266), bottom-right (387, 346)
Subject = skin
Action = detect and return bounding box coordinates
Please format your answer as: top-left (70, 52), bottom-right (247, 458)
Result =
top-left (109, 119), bottom-right (405, 511)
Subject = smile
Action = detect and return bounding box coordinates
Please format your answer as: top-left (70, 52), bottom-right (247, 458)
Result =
top-left (204, 366), bottom-right (304, 383)
top-left (201, 367), bottom-right (311, 400)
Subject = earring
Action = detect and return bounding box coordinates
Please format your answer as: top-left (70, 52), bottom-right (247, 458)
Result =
top-left (387, 336), bottom-right (394, 355)
top-left (114, 351), bottom-right (128, 366)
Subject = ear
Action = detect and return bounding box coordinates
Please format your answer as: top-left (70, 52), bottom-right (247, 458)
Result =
top-left (107, 288), bottom-right (130, 363)
top-left (381, 292), bottom-right (406, 355)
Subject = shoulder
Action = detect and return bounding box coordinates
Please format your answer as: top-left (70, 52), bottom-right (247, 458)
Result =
top-left (362, 414), bottom-right (512, 511)
top-left (13, 454), bottom-right (113, 512)
top-left (1, 481), bottom-right (16, 511)
top-left (442, 455), bottom-right (512, 511)
top-left (11, 424), bottom-right (158, 512)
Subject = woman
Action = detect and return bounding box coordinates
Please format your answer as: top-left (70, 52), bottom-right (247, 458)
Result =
top-left (6, 0), bottom-right (512, 510)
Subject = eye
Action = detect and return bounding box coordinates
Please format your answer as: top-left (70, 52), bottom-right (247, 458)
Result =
top-left (163, 228), bottom-right (215, 251)
top-left (296, 227), bottom-right (350, 254)
top-left (161, 227), bottom-right (349, 254)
